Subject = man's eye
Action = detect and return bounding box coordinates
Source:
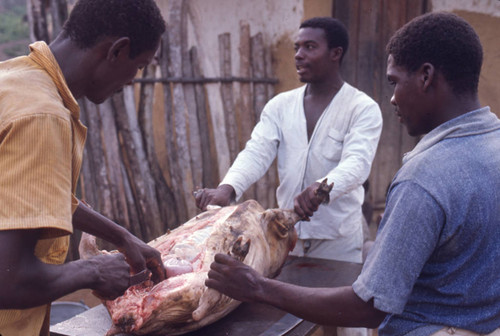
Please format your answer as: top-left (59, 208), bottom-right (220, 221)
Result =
top-left (388, 80), bottom-right (396, 86)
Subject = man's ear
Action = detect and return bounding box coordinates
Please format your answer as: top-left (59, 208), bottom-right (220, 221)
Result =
top-left (330, 46), bottom-right (343, 62)
top-left (420, 62), bottom-right (435, 92)
top-left (107, 37), bottom-right (131, 62)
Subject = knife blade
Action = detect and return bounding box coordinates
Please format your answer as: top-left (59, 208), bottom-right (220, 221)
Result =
top-left (129, 269), bottom-right (151, 286)
top-left (257, 313), bottom-right (303, 336)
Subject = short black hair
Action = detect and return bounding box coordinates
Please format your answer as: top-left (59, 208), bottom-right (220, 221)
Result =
top-left (300, 17), bottom-right (349, 63)
top-left (63, 0), bottom-right (166, 59)
top-left (386, 12), bottom-right (483, 95)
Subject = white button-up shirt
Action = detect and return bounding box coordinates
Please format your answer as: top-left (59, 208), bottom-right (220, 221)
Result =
top-left (221, 83), bottom-right (382, 240)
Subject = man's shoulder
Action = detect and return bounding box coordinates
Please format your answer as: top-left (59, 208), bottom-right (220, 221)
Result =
top-left (270, 85), bottom-right (305, 102)
top-left (341, 82), bottom-right (379, 107)
top-left (0, 56), bottom-right (69, 126)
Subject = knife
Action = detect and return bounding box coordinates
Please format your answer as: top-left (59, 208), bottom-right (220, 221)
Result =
top-left (257, 313), bottom-right (303, 336)
top-left (129, 269), bottom-right (151, 287)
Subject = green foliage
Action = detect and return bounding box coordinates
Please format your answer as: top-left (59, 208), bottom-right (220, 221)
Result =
top-left (0, 5), bottom-right (29, 44)
top-left (3, 43), bottom-right (29, 59)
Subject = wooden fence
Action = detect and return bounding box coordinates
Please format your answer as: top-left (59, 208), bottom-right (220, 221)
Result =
top-left (26, 0), bottom-right (278, 258)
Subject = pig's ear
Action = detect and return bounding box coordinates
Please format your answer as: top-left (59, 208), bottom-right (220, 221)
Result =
top-left (230, 236), bottom-right (251, 261)
top-left (261, 210), bottom-right (292, 239)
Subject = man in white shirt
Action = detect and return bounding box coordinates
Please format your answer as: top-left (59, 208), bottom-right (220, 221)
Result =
top-left (195, 17), bottom-right (382, 264)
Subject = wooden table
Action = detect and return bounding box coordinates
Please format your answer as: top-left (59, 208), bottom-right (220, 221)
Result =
top-left (50, 256), bottom-right (362, 336)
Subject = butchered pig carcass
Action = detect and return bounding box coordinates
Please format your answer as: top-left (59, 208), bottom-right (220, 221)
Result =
top-left (79, 181), bottom-right (332, 336)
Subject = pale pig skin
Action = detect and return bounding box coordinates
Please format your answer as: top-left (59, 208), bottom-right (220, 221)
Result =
top-left (80, 200), bottom-right (302, 336)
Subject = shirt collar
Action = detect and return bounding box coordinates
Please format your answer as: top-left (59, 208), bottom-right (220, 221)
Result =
top-left (28, 41), bottom-right (80, 121)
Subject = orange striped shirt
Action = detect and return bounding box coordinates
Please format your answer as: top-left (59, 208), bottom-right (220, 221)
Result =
top-left (0, 41), bottom-right (87, 336)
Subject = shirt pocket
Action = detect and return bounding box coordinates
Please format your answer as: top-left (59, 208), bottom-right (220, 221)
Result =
top-left (322, 128), bottom-right (344, 161)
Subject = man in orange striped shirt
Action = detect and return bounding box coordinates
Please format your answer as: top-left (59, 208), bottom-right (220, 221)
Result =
top-left (0, 1), bottom-right (167, 335)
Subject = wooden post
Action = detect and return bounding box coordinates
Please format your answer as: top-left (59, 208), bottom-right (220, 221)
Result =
top-left (264, 47), bottom-right (278, 208)
top-left (138, 64), bottom-right (179, 231)
top-left (26, 0), bottom-right (50, 42)
top-left (219, 33), bottom-right (239, 162)
top-left (238, 21), bottom-right (257, 201)
top-left (167, 0), bottom-right (197, 218)
top-left (111, 87), bottom-right (163, 240)
top-left (48, 0), bottom-right (68, 38)
top-left (79, 99), bottom-right (114, 220)
top-left (179, 4), bottom-right (203, 191)
top-left (97, 99), bottom-right (133, 234)
top-left (251, 32), bottom-right (271, 208)
top-left (191, 47), bottom-right (220, 188)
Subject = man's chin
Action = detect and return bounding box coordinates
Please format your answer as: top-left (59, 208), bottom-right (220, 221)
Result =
top-left (87, 96), bottom-right (108, 105)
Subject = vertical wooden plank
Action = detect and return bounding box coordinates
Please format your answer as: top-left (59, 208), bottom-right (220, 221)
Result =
top-left (356, 0), bottom-right (381, 100)
top-left (370, 0), bottom-right (409, 210)
top-left (159, 31), bottom-right (189, 223)
top-left (138, 64), bottom-right (179, 231)
top-left (49, 0), bottom-right (67, 38)
top-left (79, 99), bottom-right (114, 219)
top-left (168, 0), bottom-right (197, 219)
top-left (219, 33), bottom-right (239, 162)
top-left (180, 2), bottom-right (203, 191)
top-left (251, 32), bottom-right (271, 208)
top-left (120, 162), bottom-right (141, 236)
top-left (333, 0), bottom-right (361, 85)
top-left (252, 33), bottom-right (268, 122)
top-left (112, 87), bottom-right (163, 240)
top-left (26, 0), bottom-right (50, 42)
top-left (238, 21), bottom-right (257, 202)
top-left (190, 47), bottom-right (220, 189)
top-left (98, 99), bottom-right (132, 233)
top-left (406, 0), bottom-right (428, 22)
top-left (265, 46), bottom-right (278, 208)
top-left (238, 21), bottom-right (255, 147)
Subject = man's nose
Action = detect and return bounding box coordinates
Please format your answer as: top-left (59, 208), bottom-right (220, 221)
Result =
top-left (295, 48), bottom-right (303, 59)
top-left (390, 94), bottom-right (396, 106)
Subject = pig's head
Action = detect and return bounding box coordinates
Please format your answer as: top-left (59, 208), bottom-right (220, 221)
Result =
top-left (260, 208), bottom-right (299, 277)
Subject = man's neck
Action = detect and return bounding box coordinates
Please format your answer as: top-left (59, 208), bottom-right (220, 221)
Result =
top-left (434, 90), bottom-right (482, 128)
top-left (305, 74), bottom-right (344, 100)
top-left (49, 34), bottom-right (92, 100)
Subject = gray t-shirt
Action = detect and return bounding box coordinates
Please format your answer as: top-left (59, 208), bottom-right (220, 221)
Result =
top-left (353, 107), bottom-right (500, 335)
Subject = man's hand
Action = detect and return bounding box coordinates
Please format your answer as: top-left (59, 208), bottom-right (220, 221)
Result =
top-left (73, 202), bottom-right (166, 284)
top-left (194, 184), bottom-right (236, 211)
top-left (293, 182), bottom-right (324, 221)
top-left (118, 234), bottom-right (166, 284)
top-left (89, 253), bottom-right (131, 300)
top-left (205, 253), bottom-right (263, 302)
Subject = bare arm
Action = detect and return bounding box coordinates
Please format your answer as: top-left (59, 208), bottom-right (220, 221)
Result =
top-left (206, 253), bottom-right (386, 328)
top-left (73, 202), bottom-right (166, 283)
top-left (0, 229), bottom-right (130, 309)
